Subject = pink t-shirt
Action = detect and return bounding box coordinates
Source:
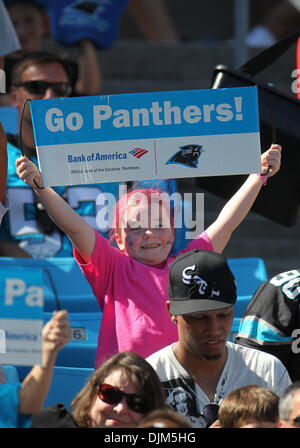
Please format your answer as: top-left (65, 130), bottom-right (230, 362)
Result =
top-left (74, 231), bottom-right (213, 368)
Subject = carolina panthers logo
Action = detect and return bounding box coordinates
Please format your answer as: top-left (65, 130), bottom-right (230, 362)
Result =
top-left (166, 144), bottom-right (204, 168)
top-left (60, 1), bottom-right (112, 31)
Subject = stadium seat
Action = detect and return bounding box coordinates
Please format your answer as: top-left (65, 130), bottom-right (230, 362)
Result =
top-left (2, 365), bottom-right (20, 384)
top-left (43, 366), bottom-right (94, 409)
top-left (16, 310), bottom-right (100, 381)
top-left (229, 317), bottom-right (242, 343)
top-left (0, 257), bottom-right (99, 312)
top-left (224, 257), bottom-right (269, 333)
top-left (43, 311), bottom-right (100, 368)
top-left (232, 294), bottom-right (253, 319)
top-left (227, 257), bottom-right (268, 296)
top-left (228, 257), bottom-right (268, 319)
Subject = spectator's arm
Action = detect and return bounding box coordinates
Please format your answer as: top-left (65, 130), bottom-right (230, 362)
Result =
top-left (206, 144), bottom-right (281, 253)
top-left (75, 39), bottom-right (102, 96)
top-left (129, 0), bottom-right (180, 42)
top-left (18, 310), bottom-right (70, 414)
top-left (16, 156), bottom-right (96, 263)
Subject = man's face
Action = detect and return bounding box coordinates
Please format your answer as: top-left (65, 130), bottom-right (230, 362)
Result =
top-left (11, 62), bottom-right (70, 122)
top-left (279, 391), bottom-right (300, 428)
top-left (174, 306), bottom-right (234, 361)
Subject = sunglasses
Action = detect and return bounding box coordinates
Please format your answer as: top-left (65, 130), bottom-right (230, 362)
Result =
top-left (98, 384), bottom-right (151, 414)
top-left (13, 81), bottom-right (72, 97)
top-left (202, 403), bottom-right (219, 427)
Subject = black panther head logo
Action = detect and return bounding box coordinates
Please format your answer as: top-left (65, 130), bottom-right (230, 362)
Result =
top-left (166, 144), bottom-right (204, 168)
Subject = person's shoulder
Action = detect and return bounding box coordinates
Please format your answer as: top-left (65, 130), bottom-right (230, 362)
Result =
top-left (228, 341), bottom-right (286, 367)
top-left (30, 403), bottom-right (77, 428)
top-left (146, 343), bottom-right (173, 364)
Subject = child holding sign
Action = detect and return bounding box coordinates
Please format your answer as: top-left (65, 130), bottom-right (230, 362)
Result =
top-left (16, 144), bottom-right (281, 368)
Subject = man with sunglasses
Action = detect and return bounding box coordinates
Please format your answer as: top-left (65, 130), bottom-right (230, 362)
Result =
top-left (147, 249), bottom-right (292, 428)
top-left (278, 381), bottom-right (300, 428)
top-left (0, 51), bottom-right (123, 258)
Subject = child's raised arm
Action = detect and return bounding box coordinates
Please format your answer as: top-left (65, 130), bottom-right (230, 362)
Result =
top-left (16, 156), bottom-right (95, 262)
top-left (206, 144), bottom-right (281, 253)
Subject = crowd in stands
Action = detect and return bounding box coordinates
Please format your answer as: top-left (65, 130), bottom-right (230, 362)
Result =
top-left (1, 0), bottom-right (300, 431)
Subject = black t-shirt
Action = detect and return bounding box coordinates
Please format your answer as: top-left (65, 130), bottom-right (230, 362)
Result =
top-left (30, 403), bottom-right (78, 428)
top-left (236, 269), bottom-right (300, 382)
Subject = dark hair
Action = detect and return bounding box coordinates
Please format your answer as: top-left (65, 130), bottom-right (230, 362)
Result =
top-left (71, 351), bottom-right (166, 427)
top-left (218, 385), bottom-right (279, 428)
top-left (11, 51), bottom-right (72, 85)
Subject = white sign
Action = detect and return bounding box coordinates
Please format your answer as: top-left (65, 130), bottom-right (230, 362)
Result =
top-left (30, 87), bottom-right (261, 187)
top-left (0, 267), bottom-right (44, 366)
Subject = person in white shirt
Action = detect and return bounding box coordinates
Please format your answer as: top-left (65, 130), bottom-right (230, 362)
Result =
top-left (0, 0), bottom-right (19, 221)
top-left (0, 0), bottom-right (20, 67)
top-left (0, 1), bottom-right (19, 212)
top-left (146, 249), bottom-right (292, 428)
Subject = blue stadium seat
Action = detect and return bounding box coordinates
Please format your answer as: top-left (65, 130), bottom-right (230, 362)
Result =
top-left (16, 310), bottom-right (100, 381)
top-left (233, 295), bottom-right (253, 319)
top-left (0, 257), bottom-right (99, 312)
top-left (43, 366), bottom-right (94, 409)
top-left (223, 257), bottom-right (269, 333)
top-left (228, 257), bottom-right (267, 319)
top-left (229, 317), bottom-right (242, 343)
top-left (43, 311), bottom-right (100, 368)
top-left (227, 257), bottom-right (268, 296)
top-left (2, 365), bottom-right (20, 384)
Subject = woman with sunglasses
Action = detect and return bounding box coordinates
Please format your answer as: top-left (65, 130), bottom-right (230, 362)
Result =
top-left (31, 351), bottom-right (166, 428)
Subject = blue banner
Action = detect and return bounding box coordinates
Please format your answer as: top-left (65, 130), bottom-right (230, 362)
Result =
top-left (30, 87), bottom-right (259, 146)
top-left (30, 87), bottom-right (261, 187)
top-left (0, 267), bottom-right (44, 320)
top-left (0, 267), bottom-right (44, 365)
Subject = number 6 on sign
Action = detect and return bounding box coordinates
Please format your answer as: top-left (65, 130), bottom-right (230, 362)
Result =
top-left (70, 327), bottom-right (87, 341)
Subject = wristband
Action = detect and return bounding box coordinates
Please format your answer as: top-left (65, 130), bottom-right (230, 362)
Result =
top-left (256, 173), bottom-right (268, 186)
top-left (33, 179), bottom-right (45, 190)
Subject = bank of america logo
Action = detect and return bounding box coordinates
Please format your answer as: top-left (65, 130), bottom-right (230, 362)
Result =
top-left (129, 148), bottom-right (149, 159)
